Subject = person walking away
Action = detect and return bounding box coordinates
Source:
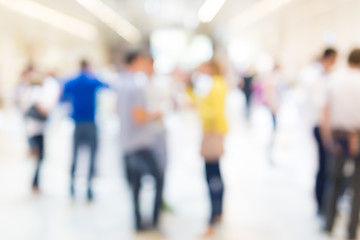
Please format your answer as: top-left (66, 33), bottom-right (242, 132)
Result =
top-left (61, 59), bottom-right (108, 201)
top-left (17, 66), bottom-right (59, 192)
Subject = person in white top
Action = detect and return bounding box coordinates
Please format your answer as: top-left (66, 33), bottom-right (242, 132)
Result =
top-left (17, 66), bottom-right (60, 192)
top-left (299, 48), bottom-right (338, 215)
top-left (322, 49), bottom-right (360, 240)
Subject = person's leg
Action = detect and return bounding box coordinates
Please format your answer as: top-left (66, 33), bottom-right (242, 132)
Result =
top-left (347, 156), bottom-right (360, 239)
top-left (124, 154), bottom-right (132, 186)
top-left (141, 149), bottom-right (163, 228)
top-left (324, 145), bottom-right (346, 232)
top-left (32, 135), bottom-right (44, 189)
top-left (128, 153), bottom-right (143, 231)
top-left (314, 126), bottom-right (327, 214)
top-left (87, 124), bottom-right (98, 201)
top-left (70, 125), bottom-right (80, 197)
top-left (245, 93), bottom-right (251, 119)
top-left (268, 111), bottom-right (277, 166)
top-left (205, 161), bottom-right (224, 225)
top-left (213, 162), bottom-right (224, 219)
top-left (271, 112), bottom-right (277, 130)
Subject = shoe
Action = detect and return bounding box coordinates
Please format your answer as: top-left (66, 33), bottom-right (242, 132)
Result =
top-left (322, 228), bottom-right (332, 237)
top-left (348, 233), bottom-right (357, 240)
top-left (201, 226), bottom-right (214, 238)
top-left (136, 223), bottom-right (147, 232)
top-left (32, 186), bottom-right (41, 194)
top-left (214, 215), bottom-right (223, 225)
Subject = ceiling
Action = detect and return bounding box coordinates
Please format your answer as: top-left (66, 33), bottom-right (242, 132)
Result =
top-left (1, 0), bottom-right (359, 50)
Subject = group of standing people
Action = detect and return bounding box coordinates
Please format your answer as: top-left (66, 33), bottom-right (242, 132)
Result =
top-left (301, 48), bottom-right (360, 240)
top-left (19, 46), bottom-right (360, 239)
top-left (16, 51), bottom-right (229, 236)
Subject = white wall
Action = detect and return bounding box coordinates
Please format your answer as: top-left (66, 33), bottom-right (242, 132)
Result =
top-left (0, 6), bottom-right (107, 102)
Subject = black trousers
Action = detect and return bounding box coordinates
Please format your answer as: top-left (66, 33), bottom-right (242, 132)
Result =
top-left (125, 148), bottom-right (163, 230)
top-left (71, 123), bottom-right (98, 189)
top-left (205, 161), bottom-right (224, 225)
top-left (314, 126), bottom-right (327, 213)
top-left (325, 137), bottom-right (360, 239)
top-left (29, 135), bottom-right (44, 188)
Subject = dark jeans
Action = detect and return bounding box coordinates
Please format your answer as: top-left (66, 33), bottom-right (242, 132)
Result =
top-left (125, 148), bottom-right (163, 230)
top-left (29, 135), bottom-right (44, 188)
top-left (314, 126), bottom-right (327, 213)
top-left (271, 113), bottom-right (277, 130)
top-left (71, 123), bottom-right (98, 191)
top-left (244, 93), bottom-right (252, 119)
top-left (205, 161), bottom-right (224, 225)
top-left (324, 137), bottom-right (360, 239)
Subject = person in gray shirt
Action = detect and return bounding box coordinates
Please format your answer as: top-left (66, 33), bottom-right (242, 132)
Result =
top-left (117, 51), bottom-right (163, 232)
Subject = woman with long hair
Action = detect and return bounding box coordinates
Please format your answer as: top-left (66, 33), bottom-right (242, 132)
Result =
top-left (187, 60), bottom-right (228, 237)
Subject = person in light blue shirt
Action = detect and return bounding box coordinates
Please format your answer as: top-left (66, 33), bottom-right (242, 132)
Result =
top-left (116, 51), bottom-right (163, 231)
top-left (61, 59), bottom-right (108, 201)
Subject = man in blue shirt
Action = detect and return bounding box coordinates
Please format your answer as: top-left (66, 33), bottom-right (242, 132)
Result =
top-left (61, 59), bottom-right (108, 201)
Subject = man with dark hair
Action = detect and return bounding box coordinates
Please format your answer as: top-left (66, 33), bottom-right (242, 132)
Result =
top-left (61, 59), bottom-right (108, 201)
top-left (80, 59), bottom-right (89, 70)
top-left (117, 51), bottom-right (163, 231)
top-left (322, 48), bottom-right (360, 240)
top-left (125, 51), bottom-right (142, 65)
top-left (300, 47), bottom-right (338, 215)
top-left (323, 48), bottom-right (337, 60)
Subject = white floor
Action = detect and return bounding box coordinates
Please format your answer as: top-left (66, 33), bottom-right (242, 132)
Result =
top-left (0, 89), bottom-right (350, 240)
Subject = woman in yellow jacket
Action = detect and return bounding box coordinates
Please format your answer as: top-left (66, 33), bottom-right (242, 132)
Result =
top-left (187, 61), bottom-right (228, 236)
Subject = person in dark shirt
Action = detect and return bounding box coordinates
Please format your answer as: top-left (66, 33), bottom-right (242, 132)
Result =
top-left (61, 59), bottom-right (108, 201)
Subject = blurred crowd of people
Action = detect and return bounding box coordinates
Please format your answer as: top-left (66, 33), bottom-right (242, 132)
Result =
top-left (6, 45), bottom-right (360, 239)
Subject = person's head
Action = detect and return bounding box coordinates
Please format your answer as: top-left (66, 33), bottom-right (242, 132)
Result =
top-left (80, 59), bottom-right (90, 71)
top-left (320, 48), bottom-right (337, 71)
top-left (197, 60), bottom-right (222, 76)
top-left (125, 50), bottom-right (153, 76)
top-left (348, 48), bottom-right (360, 68)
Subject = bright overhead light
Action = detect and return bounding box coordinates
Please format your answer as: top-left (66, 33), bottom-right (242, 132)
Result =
top-left (198, 0), bottom-right (226, 23)
top-left (0, 0), bottom-right (98, 41)
top-left (76, 0), bottom-right (142, 44)
top-left (229, 0), bottom-right (295, 31)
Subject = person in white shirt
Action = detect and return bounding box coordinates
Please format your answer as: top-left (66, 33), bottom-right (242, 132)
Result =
top-left (17, 67), bottom-right (60, 192)
top-left (299, 48), bottom-right (338, 215)
top-left (322, 49), bottom-right (360, 240)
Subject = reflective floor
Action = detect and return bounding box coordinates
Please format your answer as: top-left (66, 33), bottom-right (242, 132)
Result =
top-left (0, 89), bottom-right (348, 240)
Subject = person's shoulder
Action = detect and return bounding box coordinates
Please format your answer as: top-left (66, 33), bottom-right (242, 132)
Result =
top-left (65, 73), bottom-right (81, 84)
top-left (213, 75), bottom-right (224, 81)
top-left (64, 78), bottom-right (76, 88)
top-left (301, 64), bottom-right (321, 80)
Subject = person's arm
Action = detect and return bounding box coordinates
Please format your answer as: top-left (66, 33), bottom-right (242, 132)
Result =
top-left (59, 81), bottom-right (71, 103)
top-left (349, 132), bottom-right (359, 157)
top-left (132, 106), bottom-right (162, 125)
top-left (97, 79), bottom-right (110, 90)
top-left (34, 103), bottom-right (48, 117)
top-left (131, 86), bottom-right (162, 125)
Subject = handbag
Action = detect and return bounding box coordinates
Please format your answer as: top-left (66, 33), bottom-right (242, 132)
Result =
top-left (26, 105), bottom-right (47, 121)
top-left (201, 133), bottom-right (224, 161)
